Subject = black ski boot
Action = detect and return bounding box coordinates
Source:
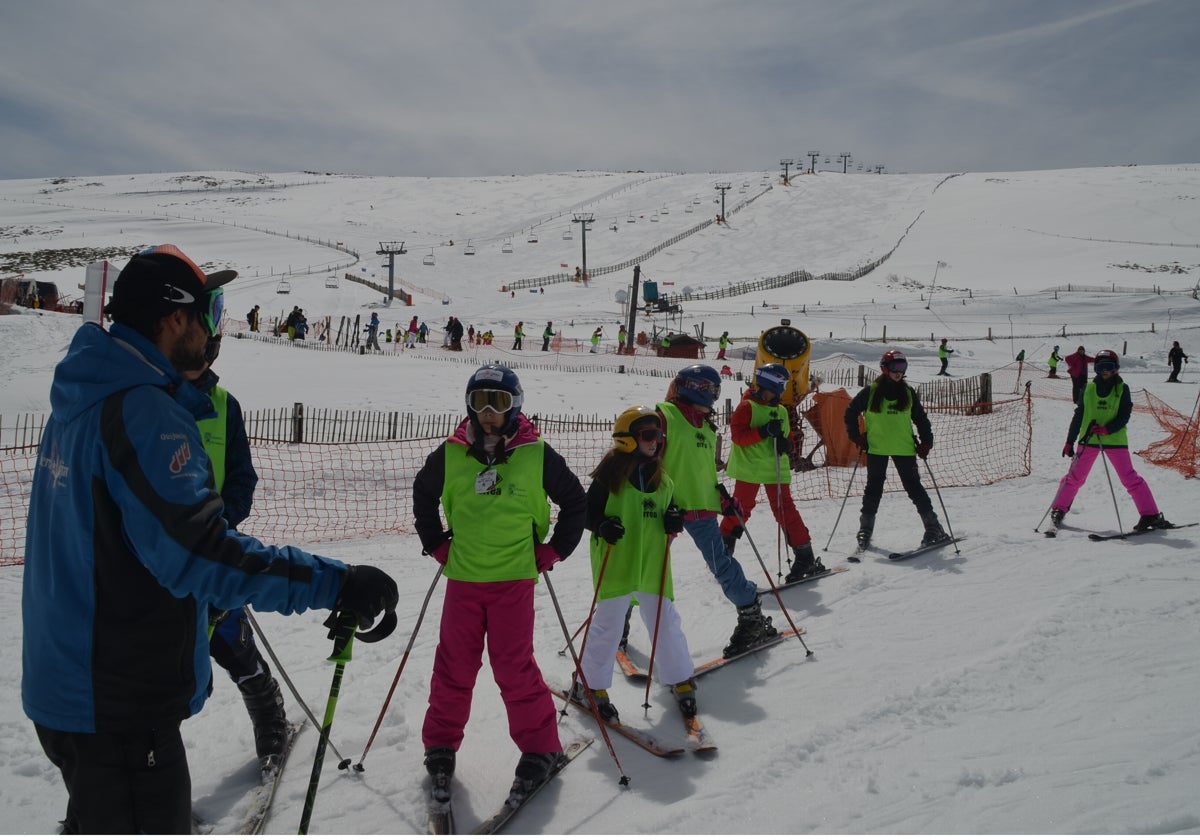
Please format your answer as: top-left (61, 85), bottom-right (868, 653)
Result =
top-left (1133, 512), bottom-right (1174, 532)
top-left (784, 543), bottom-right (827, 582)
top-left (856, 513), bottom-right (875, 547)
top-left (919, 509), bottom-right (949, 546)
top-left (570, 682), bottom-right (620, 722)
top-left (513, 751), bottom-right (564, 791)
top-left (673, 679), bottom-right (698, 717)
top-left (239, 671), bottom-right (289, 775)
top-left (1050, 508), bottom-right (1067, 527)
top-left (723, 597), bottom-right (777, 658)
top-left (424, 746), bottom-right (456, 779)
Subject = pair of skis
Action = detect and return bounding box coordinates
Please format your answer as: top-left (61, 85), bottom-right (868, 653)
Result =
top-left (848, 534), bottom-right (963, 563)
top-left (1044, 521), bottom-right (1196, 541)
top-left (192, 720), bottom-right (305, 835)
top-left (428, 739), bottom-right (593, 835)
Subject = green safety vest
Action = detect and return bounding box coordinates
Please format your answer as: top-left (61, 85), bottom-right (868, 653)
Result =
top-left (657, 402), bottom-right (720, 512)
top-left (726, 399), bottom-right (787, 483)
top-left (590, 474), bottom-right (675, 600)
top-left (862, 383), bottom-right (918, 456)
top-left (441, 440), bottom-right (550, 582)
top-left (196, 385), bottom-right (229, 492)
top-left (1078, 382), bottom-right (1128, 446)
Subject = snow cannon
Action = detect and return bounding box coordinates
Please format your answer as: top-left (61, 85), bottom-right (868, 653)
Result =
top-left (754, 319), bottom-right (811, 407)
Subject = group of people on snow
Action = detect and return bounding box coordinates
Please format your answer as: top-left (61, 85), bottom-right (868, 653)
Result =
top-left (23, 243), bottom-right (1182, 832)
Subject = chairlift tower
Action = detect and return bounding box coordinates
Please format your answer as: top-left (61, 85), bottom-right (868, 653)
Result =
top-left (806, 150), bottom-right (820, 174)
top-left (572, 213), bottom-right (594, 286)
top-left (715, 183), bottom-right (731, 222)
top-left (376, 241), bottom-right (407, 304)
top-left (779, 158), bottom-right (794, 185)
top-left (838, 152), bottom-right (852, 174)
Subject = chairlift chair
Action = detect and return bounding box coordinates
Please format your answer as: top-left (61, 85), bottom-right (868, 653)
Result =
top-left (276, 280), bottom-right (291, 294)
top-left (423, 249), bottom-right (435, 266)
top-left (684, 204), bottom-right (693, 213)
top-left (627, 214), bottom-right (636, 223)
top-left (502, 239), bottom-right (514, 253)
top-left (464, 239), bottom-right (476, 255)
top-left (660, 206), bottom-right (669, 214)
top-left (324, 275), bottom-right (340, 289)
top-left (692, 198), bottom-right (701, 204)
top-left (562, 228), bottom-right (573, 240)
top-left (650, 214), bottom-right (659, 222)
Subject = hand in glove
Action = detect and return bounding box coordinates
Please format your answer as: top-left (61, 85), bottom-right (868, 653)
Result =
top-left (534, 544), bottom-right (561, 573)
top-left (853, 433), bottom-right (868, 451)
top-left (662, 505), bottom-right (685, 535)
top-left (758, 419), bottom-right (787, 441)
top-left (719, 491), bottom-right (743, 520)
top-left (1062, 441), bottom-right (1075, 458)
top-left (915, 440), bottom-right (932, 459)
top-left (337, 565), bottom-right (400, 630)
top-left (1089, 424), bottom-right (1109, 438)
top-left (597, 516), bottom-right (625, 545)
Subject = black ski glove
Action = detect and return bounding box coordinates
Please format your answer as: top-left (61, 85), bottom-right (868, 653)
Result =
top-left (597, 516), bottom-right (625, 545)
top-left (662, 505), bottom-right (685, 535)
top-left (758, 419), bottom-right (787, 441)
top-left (336, 565), bottom-right (399, 630)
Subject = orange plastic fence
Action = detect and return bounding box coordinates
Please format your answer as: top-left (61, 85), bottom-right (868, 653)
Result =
top-left (1, 395), bottom-right (1032, 565)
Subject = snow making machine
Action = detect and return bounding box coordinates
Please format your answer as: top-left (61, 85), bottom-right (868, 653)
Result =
top-left (754, 319), bottom-right (819, 471)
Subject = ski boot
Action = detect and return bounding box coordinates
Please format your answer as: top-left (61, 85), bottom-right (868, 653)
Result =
top-left (570, 682), bottom-right (620, 722)
top-left (856, 513), bottom-right (875, 549)
top-left (919, 509), bottom-right (949, 546)
top-left (1133, 512), bottom-right (1174, 532)
top-left (723, 597), bottom-right (777, 658)
top-left (1050, 508), bottom-right (1066, 527)
top-left (784, 543), bottom-right (827, 583)
top-left (673, 679), bottom-right (698, 717)
top-left (513, 751), bottom-right (564, 792)
top-left (424, 746), bottom-right (456, 779)
top-left (239, 671), bottom-right (289, 778)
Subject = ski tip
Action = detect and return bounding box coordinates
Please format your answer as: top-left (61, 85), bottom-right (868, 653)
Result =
top-left (847, 556), bottom-right (861, 563)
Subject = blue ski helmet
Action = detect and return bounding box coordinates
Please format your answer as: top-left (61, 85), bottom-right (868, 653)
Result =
top-left (465, 364), bottom-right (524, 435)
top-left (673, 364), bottom-right (721, 409)
top-left (753, 363), bottom-right (790, 397)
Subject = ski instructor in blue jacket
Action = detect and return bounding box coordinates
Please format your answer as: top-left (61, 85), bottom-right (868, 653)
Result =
top-left (21, 244), bottom-right (399, 834)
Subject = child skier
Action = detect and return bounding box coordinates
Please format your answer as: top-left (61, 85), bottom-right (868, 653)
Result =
top-left (413, 364), bottom-right (587, 794)
top-left (1048, 346), bottom-right (1062, 378)
top-left (1051, 350), bottom-right (1174, 531)
top-left (844, 349), bottom-right (949, 548)
top-left (658, 364), bottom-right (776, 657)
top-left (720, 364), bottom-right (825, 582)
top-left (573, 407), bottom-right (696, 720)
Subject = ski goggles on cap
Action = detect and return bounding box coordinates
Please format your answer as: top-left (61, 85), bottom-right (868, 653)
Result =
top-left (201, 287), bottom-right (224, 337)
top-left (885, 359), bottom-right (908, 373)
top-left (468, 389), bottom-right (514, 413)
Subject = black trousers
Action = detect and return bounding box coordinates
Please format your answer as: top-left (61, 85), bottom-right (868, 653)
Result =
top-left (860, 453), bottom-right (933, 518)
top-left (36, 722), bottom-right (191, 834)
top-left (1071, 375), bottom-right (1087, 404)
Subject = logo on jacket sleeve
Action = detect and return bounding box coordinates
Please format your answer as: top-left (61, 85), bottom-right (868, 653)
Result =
top-left (169, 441), bottom-right (192, 473)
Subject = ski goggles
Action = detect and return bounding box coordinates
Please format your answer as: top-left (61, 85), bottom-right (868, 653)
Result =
top-left (468, 389), bottom-right (514, 413)
top-left (628, 427), bottom-right (664, 444)
top-left (200, 287), bottom-right (224, 338)
top-left (1095, 360), bottom-right (1118, 374)
top-left (885, 359), bottom-right (908, 373)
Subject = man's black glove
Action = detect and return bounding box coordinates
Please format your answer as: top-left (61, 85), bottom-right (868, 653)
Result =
top-left (336, 565), bottom-right (399, 630)
top-left (758, 419), bottom-right (787, 441)
top-left (662, 505), bottom-right (685, 535)
top-left (597, 516), bottom-right (626, 545)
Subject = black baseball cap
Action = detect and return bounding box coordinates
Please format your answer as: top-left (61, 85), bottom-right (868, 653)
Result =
top-left (104, 244), bottom-right (237, 321)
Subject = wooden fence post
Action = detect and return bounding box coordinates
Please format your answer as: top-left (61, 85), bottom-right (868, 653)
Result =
top-left (292, 402), bottom-right (304, 444)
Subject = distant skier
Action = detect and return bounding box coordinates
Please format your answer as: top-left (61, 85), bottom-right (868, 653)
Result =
top-left (1047, 345), bottom-right (1062, 378)
top-left (937, 338), bottom-right (953, 376)
top-left (1167, 341), bottom-right (1189, 382)
top-left (1065, 346), bottom-right (1094, 404)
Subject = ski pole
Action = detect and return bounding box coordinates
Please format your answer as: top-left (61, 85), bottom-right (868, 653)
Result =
top-left (556, 542), bottom-right (612, 657)
top-left (919, 456), bottom-right (960, 553)
top-left (350, 564), bottom-right (444, 772)
top-left (641, 536), bottom-right (675, 711)
top-left (542, 570), bottom-right (630, 787)
top-left (298, 610), bottom-right (358, 835)
top-left (1093, 436), bottom-right (1125, 535)
top-left (718, 485), bottom-right (812, 657)
top-left (1035, 437), bottom-right (1088, 532)
top-left (822, 453), bottom-right (861, 551)
top-left (244, 608), bottom-right (350, 768)
top-left (775, 445), bottom-right (785, 579)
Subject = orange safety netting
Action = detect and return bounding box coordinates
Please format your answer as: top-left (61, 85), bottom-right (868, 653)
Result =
top-left (1136, 389), bottom-right (1200, 479)
top-left (1, 394), bottom-right (1032, 565)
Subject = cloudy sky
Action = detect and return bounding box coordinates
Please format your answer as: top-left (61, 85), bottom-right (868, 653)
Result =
top-left (2, 0), bottom-right (1196, 179)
